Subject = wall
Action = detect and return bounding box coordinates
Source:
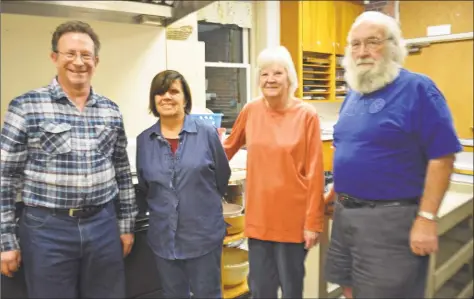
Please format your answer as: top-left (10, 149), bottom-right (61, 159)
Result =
top-left (364, 0), bottom-right (396, 18)
top-left (400, 1), bottom-right (472, 38)
top-left (1, 13), bottom-right (167, 138)
top-left (400, 1), bottom-right (473, 138)
top-left (166, 40), bottom-right (206, 112)
top-left (251, 1), bottom-right (280, 98)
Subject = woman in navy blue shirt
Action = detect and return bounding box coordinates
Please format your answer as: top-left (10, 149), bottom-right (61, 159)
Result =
top-left (136, 70), bottom-right (231, 298)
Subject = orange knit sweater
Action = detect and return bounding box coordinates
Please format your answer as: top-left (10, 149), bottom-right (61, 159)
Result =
top-left (223, 99), bottom-right (325, 243)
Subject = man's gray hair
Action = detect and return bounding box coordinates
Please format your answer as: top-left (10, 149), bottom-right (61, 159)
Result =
top-left (347, 11), bottom-right (408, 66)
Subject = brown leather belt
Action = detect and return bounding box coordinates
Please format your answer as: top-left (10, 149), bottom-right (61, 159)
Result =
top-left (338, 193), bottom-right (419, 209)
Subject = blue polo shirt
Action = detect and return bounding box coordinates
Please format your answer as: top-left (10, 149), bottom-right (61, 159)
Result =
top-left (333, 69), bottom-right (462, 200)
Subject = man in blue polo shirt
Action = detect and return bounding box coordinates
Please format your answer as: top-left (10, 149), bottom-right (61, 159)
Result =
top-left (324, 11), bottom-right (462, 298)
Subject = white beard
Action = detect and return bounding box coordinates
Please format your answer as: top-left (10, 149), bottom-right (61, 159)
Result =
top-left (343, 54), bottom-right (401, 94)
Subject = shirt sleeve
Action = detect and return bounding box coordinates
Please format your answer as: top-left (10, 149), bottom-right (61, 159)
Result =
top-left (416, 81), bottom-right (463, 160)
top-left (1, 98), bottom-right (27, 252)
top-left (209, 127), bottom-right (232, 197)
top-left (304, 112), bottom-right (325, 233)
top-left (223, 104), bottom-right (249, 160)
top-left (112, 114), bottom-right (138, 234)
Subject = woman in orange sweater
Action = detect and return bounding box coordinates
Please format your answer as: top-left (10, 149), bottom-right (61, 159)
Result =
top-left (223, 46), bottom-right (325, 298)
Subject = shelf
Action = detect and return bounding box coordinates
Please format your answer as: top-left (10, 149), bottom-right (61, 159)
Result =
top-left (305, 84), bottom-right (329, 88)
top-left (434, 265), bottom-right (473, 298)
top-left (303, 63), bottom-right (330, 68)
top-left (303, 91), bottom-right (330, 95)
top-left (303, 78), bottom-right (330, 82)
top-left (224, 232), bottom-right (246, 245)
top-left (223, 277), bottom-right (249, 299)
top-left (434, 238), bottom-right (473, 291)
top-left (457, 280), bottom-right (473, 298)
top-left (303, 70), bottom-right (330, 75)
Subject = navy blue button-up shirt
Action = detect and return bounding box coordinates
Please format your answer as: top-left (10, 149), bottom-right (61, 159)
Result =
top-left (136, 116), bottom-right (231, 260)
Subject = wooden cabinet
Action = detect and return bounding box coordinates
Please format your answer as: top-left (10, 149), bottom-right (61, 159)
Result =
top-left (281, 1), bottom-right (364, 103)
top-left (323, 141), bottom-right (334, 171)
top-left (334, 1), bottom-right (364, 55)
top-left (302, 1), bottom-right (335, 54)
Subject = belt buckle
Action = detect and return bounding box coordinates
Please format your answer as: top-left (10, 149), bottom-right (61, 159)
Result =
top-left (68, 208), bottom-right (82, 217)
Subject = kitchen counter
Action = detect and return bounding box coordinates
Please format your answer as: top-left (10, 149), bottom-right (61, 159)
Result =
top-left (459, 138), bottom-right (473, 147)
top-left (321, 134), bottom-right (333, 141)
top-left (438, 181), bottom-right (473, 220)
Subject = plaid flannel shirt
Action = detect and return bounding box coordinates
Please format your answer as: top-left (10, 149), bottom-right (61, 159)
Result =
top-left (1, 78), bottom-right (138, 251)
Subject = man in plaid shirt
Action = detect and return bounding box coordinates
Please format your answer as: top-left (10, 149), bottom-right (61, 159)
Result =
top-left (0, 20), bottom-right (138, 298)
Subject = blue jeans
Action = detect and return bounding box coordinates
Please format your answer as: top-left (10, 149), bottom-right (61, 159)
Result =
top-left (152, 244), bottom-right (222, 298)
top-left (18, 201), bottom-right (126, 298)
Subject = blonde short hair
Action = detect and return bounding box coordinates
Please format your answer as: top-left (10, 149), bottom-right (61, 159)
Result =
top-left (256, 46), bottom-right (298, 96)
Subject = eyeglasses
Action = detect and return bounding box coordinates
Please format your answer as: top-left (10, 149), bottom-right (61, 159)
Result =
top-left (349, 37), bottom-right (392, 52)
top-left (56, 51), bottom-right (95, 62)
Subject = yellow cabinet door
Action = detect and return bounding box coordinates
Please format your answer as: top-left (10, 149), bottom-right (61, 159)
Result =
top-left (314, 1), bottom-right (336, 54)
top-left (334, 1), bottom-right (349, 55)
top-left (335, 1), bottom-right (364, 55)
top-left (302, 1), bottom-right (315, 52)
top-left (323, 140), bottom-right (334, 172)
top-left (302, 1), bottom-right (335, 54)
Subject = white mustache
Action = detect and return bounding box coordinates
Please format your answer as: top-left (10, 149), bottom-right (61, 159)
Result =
top-left (356, 59), bottom-right (376, 65)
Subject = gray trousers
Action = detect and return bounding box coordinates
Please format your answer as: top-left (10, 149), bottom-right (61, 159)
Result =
top-left (248, 238), bottom-right (308, 299)
top-left (324, 199), bottom-right (429, 298)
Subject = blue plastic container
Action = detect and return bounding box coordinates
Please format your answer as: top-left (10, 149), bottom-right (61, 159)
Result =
top-left (190, 113), bottom-right (223, 128)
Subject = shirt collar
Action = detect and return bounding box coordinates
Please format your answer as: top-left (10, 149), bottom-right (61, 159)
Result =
top-left (149, 114), bottom-right (197, 138)
top-left (49, 77), bottom-right (98, 106)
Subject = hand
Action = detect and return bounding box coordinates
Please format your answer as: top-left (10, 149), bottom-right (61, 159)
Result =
top-left (120, 233), bottom-right (134, 257)
top-left (324, 187), bottom-right (336, 204)
top-left (304, 230), bottom-right (320, 250)
top-left (410, 217), bottom-right (438, 256)
top-left (1, 250), bottom-right (21, 277)
top-left (324, 188), bottom-right (336, 217)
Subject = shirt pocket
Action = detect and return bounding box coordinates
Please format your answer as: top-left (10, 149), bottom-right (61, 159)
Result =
top-left (95, 125), bottom-right (118, 158)
top-left (40, 122), bottom-right (72, 155)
